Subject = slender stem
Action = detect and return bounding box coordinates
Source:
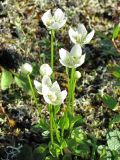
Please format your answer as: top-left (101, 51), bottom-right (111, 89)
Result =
top-left (66, 67), bottom-right (69, 76)
top-left (52, 106), bottom-right (60, 142)
top-left (67, 68), bottom-right (75, 112)
top-left (71, 68), bottom-right (76, 114)
top-left (51, 30), bottom-right (55, 80)
top-left (27, 74), bottom-right (39, 110)
top-left (49, 104), bottom-right (54, 144)
top-left (71, 79), bottom-right (76, 114)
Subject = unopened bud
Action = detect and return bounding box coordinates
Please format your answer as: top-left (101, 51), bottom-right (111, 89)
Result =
top-left (20, 63), bottom-right (32, 74)
top-left (74, 71), bottom-right (81, 80)
top-left (40, 64), bottom-right (52, 77)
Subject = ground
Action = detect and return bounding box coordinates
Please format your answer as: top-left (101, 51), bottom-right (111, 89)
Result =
top-left (0, 0), bottom-right (120, 159)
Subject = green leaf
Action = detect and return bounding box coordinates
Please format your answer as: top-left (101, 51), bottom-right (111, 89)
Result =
top-left (15, 74), bottom-right (32, 95)
top-left (107, 130), bottom-right (120, 153)
top-left (113, 71), bottom-right (120, 79)
top-left (54, 105), bottom-right (60, 114)
top-left (67, 139), bottom-right (90, 157)
top-left (112, 23), bottom-right (119, 39)
top-left (1, 69), bottom-right (13, 90)
top-left (58, 114), bottom-right (69, 130)
top-left (30, 119), bottom-right (49, 134)
top-left (33, 144), bottom-right (47, 160)
top-left (71, 128), bottom-right (86, 143)
top-left (55, 129), bottom-right (60, 143)
top-left (109, 114), bottom-right (120, 127)
top-left (102, 95), bottom-right (117, 110)
top-left (71, 115), bottom-right (84, 128)
top-left (49, 142), bottom-right (61, 157)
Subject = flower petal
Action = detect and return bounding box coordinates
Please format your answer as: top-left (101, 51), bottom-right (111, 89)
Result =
top-left (58, 18), bottom-right (67, 29)
top-left (61, 90), bottom-right (67, 102)
top-left (76, 54), bottom-right (85, 67)
top-left (54, 8), bottom-right (65, 21)
top-left (69, 28), bottom-right (78, 44)
top-left (77, 23), bottom-right (87, 37)
top-left (50, 22), bottom-right (61, 30)
top-left (70, 44), bottom-right (82, 57)
top-left (59, 48), bottom-right (69, 60)
top-left (42, 75), bottom-right (52, 87)
top-left (42, 85), bottom-right (52, 104)
top-left (51, 81), bottom-right (61, 93)
top-left (41, 10), bottom-right (52, 27)
top-left (34, 80), bottom-right (42, 94)
top-left (84, 30), bottom-right (95, 44)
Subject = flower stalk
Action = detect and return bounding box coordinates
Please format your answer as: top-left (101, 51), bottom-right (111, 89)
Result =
top-left (68, 68), bottom-right (76, 114)
top-left (49, 104), bottom-right (54, 144)
top-left (51, 30), bottom-right (55, 80)
top-left (27, 74), bottom-right (39, 110)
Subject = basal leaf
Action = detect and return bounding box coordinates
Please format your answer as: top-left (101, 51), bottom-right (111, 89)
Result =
top-left (102, 95), bottom-right (117, 110)
top-left (15, 74), bottom-right (32, 95)
top-left (1, 69), bottom-right (13, 90)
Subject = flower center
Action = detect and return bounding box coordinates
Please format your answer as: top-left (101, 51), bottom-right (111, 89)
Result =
top-left (47, 91), bottom-right (57, 102)
top-left (75, 35), bottom-right (82, 43)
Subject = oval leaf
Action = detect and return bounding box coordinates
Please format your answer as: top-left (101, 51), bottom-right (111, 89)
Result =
top-left (102, 95), bottom-right (117, 110)
top-left (1, 69), bottom-right (13, 90)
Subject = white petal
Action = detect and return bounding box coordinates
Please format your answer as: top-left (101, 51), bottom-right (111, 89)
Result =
top-left (61, 90), bottom-right (67, 102)
top-left (77, 54), bottom-right (86, 67)
top-left (34, 80), bottom-right (42, 94)
top-left (42, 75), bottom-right (52, 87)
top-left (42, 85), bottom-right (49, 96)
top-left (59, 48), bottom-right (69, 61)
top-left (77, 23), bottom-right (87, 37)
top-left (69, 28), bottom-right (77, 44)
top-left (41, 10), bottom-right (52, 27)
top-left (54, 8), bottom-right (65, 21)
top-left (70, 44), bottom-right (82, 57)
top-left (42, 86), bottom-right (52, 104)
top-left (50, 22), bottom-right (61, 30)
top-left (58, 18), bottom-right (67, 29)
top-left (51, 81), bottom-right (61, 93)
top-left (84, 30), bottom-right (95, 44)
top-left (59, 59), bottom-right (74, 68)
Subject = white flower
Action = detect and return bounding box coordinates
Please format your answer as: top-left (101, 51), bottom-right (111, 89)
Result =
top-left (42, 76), bottom-right (67, 105)
top-left (41, 8), bottom-right (67, 30)
top-left (20, 63), bottom-right (32, 74)
top-left (40, 64), bottom-right (52, 77)
top-left (74, 71), bottom-right (81, 80)
top-left (59, 44), bottom-right (85, 68)
top-left (34, 80), bottom-right (42, 94)
top-left (69, 23), bottom-right (95, 46)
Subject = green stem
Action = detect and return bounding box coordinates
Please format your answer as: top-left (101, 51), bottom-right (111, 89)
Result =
top-left (71, 79), bottom-right (76, 115)
top-left (49, 104), bottom-right (54, 144)
top-left (67, 68), bottom-right (75, 112)
top-left (51, 30), bottom-right (55, 80)
top-left (65, 67), bottom-right (69, 76)
top-left (27, 74), bottom-right (39, 110)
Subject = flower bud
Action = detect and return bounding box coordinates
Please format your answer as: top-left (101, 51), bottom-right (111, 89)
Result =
top-left (40, 64), bottom-right (52, 76)
top-left (20, 63), bottom-right (32, 74)
top-left (74, 71), bottom-right (81, 80)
